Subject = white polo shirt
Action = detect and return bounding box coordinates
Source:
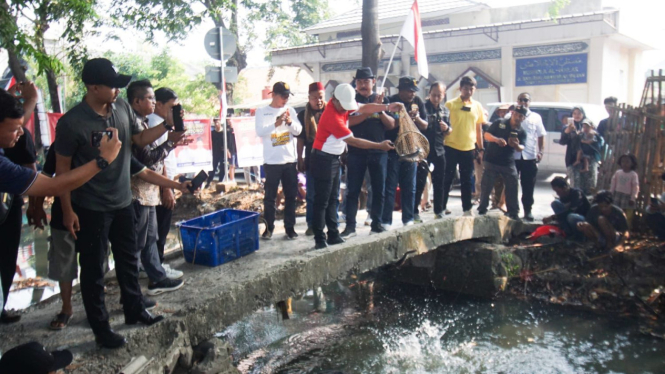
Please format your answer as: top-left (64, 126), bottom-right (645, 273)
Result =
top-left (512, 110), bottom-right (546, 160)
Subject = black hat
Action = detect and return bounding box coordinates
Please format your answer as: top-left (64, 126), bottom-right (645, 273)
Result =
top-left (397, 76), bottom-right (419, 92)
top-left (82, 58), bottom-right (131, 88)
top-left (0, 342), bottom-right (73, 374)
top-left (271, 81), bottom-right (293, 96)
top-left (354, 67), bottom-right (374, 80)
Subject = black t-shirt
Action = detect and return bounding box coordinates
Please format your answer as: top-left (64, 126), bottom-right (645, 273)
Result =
top-left (483, 118), bottom-right (527, 166)
top-left (423, 100), bottom-right (450, 157)
top-left (386, 94), bottom-right (427, 144)
top-left (297, 109), bottom-right (323, 170)
top-left (556, 187), bottom-right (590, 218)
top-left (3, 128), bottom-right (36, 207)
top-left (348, 93), bottom-right (389, 154)
top-left (586, 204), bottom-right (629, 233)
top-left (211, 127), bottom-right (237, 157)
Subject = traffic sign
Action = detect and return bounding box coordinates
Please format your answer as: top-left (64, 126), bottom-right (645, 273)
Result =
top-left (205, 66), bottom-right (238, 84)
top-left (204, 27), bottom-right (237, 61)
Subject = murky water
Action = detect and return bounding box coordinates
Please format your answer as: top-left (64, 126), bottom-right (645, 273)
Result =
top-left (221, 276), bottom-right (665, 374)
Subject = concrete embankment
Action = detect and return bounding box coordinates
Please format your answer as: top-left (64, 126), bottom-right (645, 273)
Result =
top-left (0, 214), bottom-right (530, 373)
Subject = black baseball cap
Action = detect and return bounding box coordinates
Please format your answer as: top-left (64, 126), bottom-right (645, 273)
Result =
top-left (271, 82), bottom-right (293, 96)
top-left (82, 58), bottom-right (132, 88)
top-left (354, 67), bottom-right (374, 80)
top-left (397, 76), bottom-right (419, 92)
top-left (0, 342), bottom-right (73, 374)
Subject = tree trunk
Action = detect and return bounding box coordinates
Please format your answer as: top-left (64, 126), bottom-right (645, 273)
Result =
top-left (6, 48), bottom-right (28, 83)
top-left (45, 68), bottom-right (62, 113)
top-left (361, 0), bottom-right (381, 80)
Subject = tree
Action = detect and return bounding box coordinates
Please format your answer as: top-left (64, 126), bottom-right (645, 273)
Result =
top-left (361, 0), bottom-right (381, 80)
top-left (260, 0), bottom-right (330, 51)
top-left (0, 0), bottom-right (97, 112)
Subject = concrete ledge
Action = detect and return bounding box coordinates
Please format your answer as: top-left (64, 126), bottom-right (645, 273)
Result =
top-left (0, 214), bottom-right (529, 373)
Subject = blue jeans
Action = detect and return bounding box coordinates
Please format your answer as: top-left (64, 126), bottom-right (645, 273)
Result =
top-left (382, 152), bottom-right (417, 225)
top-left (345, 152), bottom-right (387, 230)
top-left (551, 200), bottom-right (585, 239)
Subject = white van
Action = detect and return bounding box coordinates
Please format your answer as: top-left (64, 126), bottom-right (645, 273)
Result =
top-left (487, 102), bottom-right (607, 174)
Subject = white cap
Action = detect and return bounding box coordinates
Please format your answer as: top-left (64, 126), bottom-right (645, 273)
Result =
top-left (334, 84), bottom-right (359, 111)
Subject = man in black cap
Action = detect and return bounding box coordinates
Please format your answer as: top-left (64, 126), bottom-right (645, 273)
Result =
top-left (477, 105), bottom-right (528, 219)
top-left (383, 76), bottom-right (427, 228)
top-left (55, 58), bottom-right (171, 348)
top-left (0, 341), bottom-right (73, 374)
top-left (416, 82), bottom-right (450, 220)
top-left (340, 67), bottom-right (395, 237)
top-left (255, 81), bottom-right (302, 240)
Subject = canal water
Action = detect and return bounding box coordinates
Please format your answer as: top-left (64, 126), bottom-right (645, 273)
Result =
top-left (221, 275), bottom-right (665, 374)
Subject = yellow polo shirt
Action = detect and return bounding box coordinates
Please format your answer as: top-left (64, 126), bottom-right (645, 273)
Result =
top-left (444, 97), bottom-right (486, 151)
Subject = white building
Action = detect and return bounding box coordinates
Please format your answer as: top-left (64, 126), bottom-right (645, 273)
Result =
top-left (269, 0), bottom-right (656, 107)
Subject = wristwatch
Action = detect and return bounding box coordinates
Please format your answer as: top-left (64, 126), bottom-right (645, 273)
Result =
top-left (96, 156), bottom-right (109, 170)
top-left (163, 122), bottom-right (173, 131)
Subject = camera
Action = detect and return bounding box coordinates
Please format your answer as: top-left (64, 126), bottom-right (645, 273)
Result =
top-left (91, 131), bottom-right (113, 147)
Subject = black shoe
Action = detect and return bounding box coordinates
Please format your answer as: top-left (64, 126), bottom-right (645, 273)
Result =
top-left (125, 309), bottom-right (165, 326)
top-left (340, 227), bottom-right (357, 238)
top-left (262, 228), bottom-right (273, 240)
top-left (370, 224), bottom-right (386, 235)
top-left (285, 227), bottom-right (298, 240)
top-left (327, 235), bottom-right (345, 246)
top-left (478, 209), bottom-right (487, 215)
top-left (147, 278), bottom-right (184, 296)
top-left (315, 241), bottom-right (328, 250)
top-left (95, 328), bottom-right (127, 349)
top-left (524, 212), bottom-right (534, 222)
top-left (0, 311), bottom-right (21, 324)
top-left (120, 296), bottom-right (157, 311)
top-left (505, 213), bottom-right (521, 221)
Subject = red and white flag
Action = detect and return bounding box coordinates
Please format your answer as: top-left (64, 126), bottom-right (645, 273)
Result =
top-left (400, 0), bottom-right (428, 79)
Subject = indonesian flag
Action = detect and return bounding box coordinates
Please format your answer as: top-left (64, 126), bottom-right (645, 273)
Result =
top-left (400, 0), bottom-right (428, 79)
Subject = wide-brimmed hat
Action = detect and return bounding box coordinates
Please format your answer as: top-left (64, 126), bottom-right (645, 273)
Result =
top-left (397, 76), bottom-right (419, 92)
top-left (354, 67), bottom-right (374, 80)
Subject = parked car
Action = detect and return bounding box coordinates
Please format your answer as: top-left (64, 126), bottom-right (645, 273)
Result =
top-left (486, 102), bottom-right (607, 174)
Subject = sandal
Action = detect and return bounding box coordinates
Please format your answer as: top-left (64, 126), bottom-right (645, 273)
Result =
top-left (49, 313), bottom-right (73, 331)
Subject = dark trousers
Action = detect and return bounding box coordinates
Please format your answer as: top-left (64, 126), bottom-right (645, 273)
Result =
top-left (73, 203), bottom-right (143, 333)
top-left (382, 152), bottom-right (416, 225)
top-left (0, 199), bottom-right (22, 310)
top-left (478, 161), bottom-right (520, 216)
top-left (442, 146), bottom-right (475, 212)
top-left (345, 152), bottom-right (387, 229)
top-left (311, 150), bottom-right (342, 243)
top-left (415, 154), bottom-right (446, 216)
top-left (263, 163), bottom-right (298, 231)
top-left (646, 212), bottom-right (665, 240)
top-left (515, 159), bottom-right (538, 214)
top-left (155, 204), bottom-right (173, 263)
top-left (207, 152), bottom-right (226, 184)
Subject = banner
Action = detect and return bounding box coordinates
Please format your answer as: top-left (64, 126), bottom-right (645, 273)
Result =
top-left (174, 118), bottom-right (213, 174)
top-left (230, 117), bottom-right (263, 167)
top-left (47, 113), bottom-right (64, 144)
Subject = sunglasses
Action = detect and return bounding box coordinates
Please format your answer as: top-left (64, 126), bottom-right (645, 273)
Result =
top-left (518, 98), bottom-right (530, 102)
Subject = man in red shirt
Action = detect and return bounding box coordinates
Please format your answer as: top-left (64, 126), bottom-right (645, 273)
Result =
top-left (310, 84), bottom-right (403, 249)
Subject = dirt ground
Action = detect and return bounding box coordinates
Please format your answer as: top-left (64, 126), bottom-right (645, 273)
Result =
top-left (172, 185), bottom-right (306, 223)
top-left (505, 234), bottom-right (665, 337)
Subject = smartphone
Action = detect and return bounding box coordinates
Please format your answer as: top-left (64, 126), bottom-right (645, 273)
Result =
top-left (91, 130), bottom-right (113, 147)
top-left (172, 104), bottom-right (185, 132)
top-left (510, 131), bottom-right (518, 138)
top-left (188, 170), bottom-right (208, 193)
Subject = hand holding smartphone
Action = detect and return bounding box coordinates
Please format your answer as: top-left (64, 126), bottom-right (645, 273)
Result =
top-left (188, 170), bottom-right (208, 193)
top-left (172, 104), bottom-right (185, 132)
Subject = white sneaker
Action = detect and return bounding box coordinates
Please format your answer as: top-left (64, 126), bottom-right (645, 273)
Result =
top-left (364, 217), bottom-right (372, 226)
top-left (463, 210), bottom-right (474, 217)
top-left (163, 264), bottom-right (184, 280)
top-left (404, 221), bottom-right (414, 226)
top-left (382, 224), bottom-right (392, 231)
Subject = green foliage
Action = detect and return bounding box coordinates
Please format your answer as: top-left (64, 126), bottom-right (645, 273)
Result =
top-left (259, 0), bottom-right (330, 51)
top-left (548, 0), bottom-right (571, 18)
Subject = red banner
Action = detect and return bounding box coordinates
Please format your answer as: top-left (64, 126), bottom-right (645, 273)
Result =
top-left (47, 113), bottom-right (64, 144)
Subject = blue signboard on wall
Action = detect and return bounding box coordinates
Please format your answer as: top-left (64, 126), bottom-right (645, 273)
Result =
top-left (516, 53), bottom-right (588, 87)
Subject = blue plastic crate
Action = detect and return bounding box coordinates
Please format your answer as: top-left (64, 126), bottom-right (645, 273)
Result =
top-left (177, 209), bottom-right (260, 267)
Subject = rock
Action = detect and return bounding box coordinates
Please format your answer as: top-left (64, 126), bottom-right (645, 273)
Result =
top-left (189, 339), bottom-right (239, 374)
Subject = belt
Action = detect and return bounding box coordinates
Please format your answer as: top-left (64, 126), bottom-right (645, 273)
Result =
top-left (312, 149), bottom-right (340, 158)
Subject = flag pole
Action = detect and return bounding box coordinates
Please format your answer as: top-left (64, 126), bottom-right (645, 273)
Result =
top-left (219, 26), bottom-right (229, 183)
top-left (379, 34), bottom-right (402, 94)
